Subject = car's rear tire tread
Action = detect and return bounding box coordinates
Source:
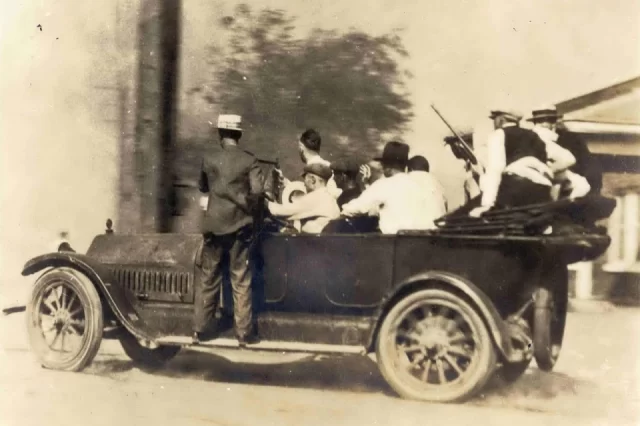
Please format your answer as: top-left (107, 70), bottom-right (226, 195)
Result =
top-left (376, 288), bottom-right (497, 403)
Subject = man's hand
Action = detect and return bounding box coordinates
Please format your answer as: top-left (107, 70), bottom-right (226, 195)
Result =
top-left (274, 168), bottom-right (290, 187)
top-left (359, 164), bottom-right (371, 180)
top-left (465, 161), bottom-right (484, 179)
top-left (357, 164), bottom-right (371, 189)
top-left (469, 205), bottom-right (491, 218)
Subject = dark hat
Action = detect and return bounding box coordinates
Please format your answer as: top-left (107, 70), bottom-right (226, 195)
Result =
top-left (302, 162), bottom-right (333, 181)
top-left (331, 158), bottom-right (360, 174)
top-left (527, 106), bottom-right (562, 122)
top-left (373, 141), bottom-right (410, 166)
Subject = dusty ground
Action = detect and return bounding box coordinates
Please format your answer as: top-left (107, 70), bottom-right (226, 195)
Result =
top-left (1, 308), bottom-right (639, 426)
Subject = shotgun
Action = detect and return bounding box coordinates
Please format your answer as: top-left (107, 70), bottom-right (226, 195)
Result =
top-left (430, 104), bottom-right (481, 169)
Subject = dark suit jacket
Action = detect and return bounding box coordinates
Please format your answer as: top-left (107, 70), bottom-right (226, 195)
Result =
top-left (556, 130), bottom-right (603, 193)
top-left (199, 144), bottom-right (265, 235)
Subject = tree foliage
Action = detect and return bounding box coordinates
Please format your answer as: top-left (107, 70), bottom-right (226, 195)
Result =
top-left (193, 4), bottom-right (413, 176)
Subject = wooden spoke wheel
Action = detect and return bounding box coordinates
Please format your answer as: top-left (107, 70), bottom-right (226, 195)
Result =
top-left (533, 263), bottom-right (569, 371)
top-left (26, 268), bottom-right (103, 372)
top-left (376, 289), bottom-right (496, 402)
top-left (119, 331), bottom-right (180, 370)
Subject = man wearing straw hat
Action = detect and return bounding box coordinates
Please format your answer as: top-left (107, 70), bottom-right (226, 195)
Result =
top-left (195, 114), bottom-right (264, 345)
top-left (469, 108), bottom-right (557, 217)
top-left (528, 106), bottom-right (602, 196)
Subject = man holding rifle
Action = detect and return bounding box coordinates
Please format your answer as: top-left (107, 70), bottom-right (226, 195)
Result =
top-left (432, 105), bottom-right (574, 217)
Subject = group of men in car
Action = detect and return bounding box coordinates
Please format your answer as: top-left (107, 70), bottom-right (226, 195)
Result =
top-left (268, 132), bottom-right (449, 235)
top-left (193, 107), bottom-right (601, 345)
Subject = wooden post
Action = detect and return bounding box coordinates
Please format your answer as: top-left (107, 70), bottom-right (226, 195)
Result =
top-left (134, 0), bottom-right (181, 233)
top-left (607, 196), bottom-right (623, 265)
top-left (623, 193), bottom-right (639, 265)
top-left (572, 261), bottom-right (594, 300)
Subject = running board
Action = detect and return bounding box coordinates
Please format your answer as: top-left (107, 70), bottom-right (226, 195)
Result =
top-left (156, 336), bottom-right (366, 355)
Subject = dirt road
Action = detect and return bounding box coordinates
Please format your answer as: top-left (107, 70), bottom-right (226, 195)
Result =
top-left (1, 308), bottom-right (639, 426)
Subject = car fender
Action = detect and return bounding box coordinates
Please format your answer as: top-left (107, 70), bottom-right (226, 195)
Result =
top-left (366, 270), bottom-right (514, 361)
top-left (22, 253), bottom-right (154, 341)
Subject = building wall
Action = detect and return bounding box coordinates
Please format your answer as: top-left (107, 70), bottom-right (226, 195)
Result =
top-left (0, 1), bottom-right (139, 306)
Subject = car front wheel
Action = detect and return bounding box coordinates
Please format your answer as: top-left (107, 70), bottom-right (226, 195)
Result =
top-left (376, 288), bottom-right (496, 402)
top-left (26, 268), bottom-right (104, 372)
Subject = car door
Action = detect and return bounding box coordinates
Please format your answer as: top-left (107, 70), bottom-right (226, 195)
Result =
top-left (282, 234), bottom-right (395, 312)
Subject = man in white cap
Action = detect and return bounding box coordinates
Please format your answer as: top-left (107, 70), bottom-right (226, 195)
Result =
top-left (470, 109), bottom-right (555, 217)
top-left (196, 114), bottom-right (264, 345)
top-left (267, 162), bottom-right (340, 233)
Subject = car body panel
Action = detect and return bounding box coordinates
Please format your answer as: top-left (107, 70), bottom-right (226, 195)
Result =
top-left (260, 234), bottom-right (394, 313)
top-left (21, 221), bottom-right (610, 357)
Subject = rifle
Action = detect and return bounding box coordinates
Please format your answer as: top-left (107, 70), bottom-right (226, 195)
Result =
top-left (430, 104), bottom-right (483, 176)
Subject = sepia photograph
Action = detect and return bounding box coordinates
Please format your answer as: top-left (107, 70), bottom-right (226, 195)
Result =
top-left (1, 0), bottom-right (639, 425)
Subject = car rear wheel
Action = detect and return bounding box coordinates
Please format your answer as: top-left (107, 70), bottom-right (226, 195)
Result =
top-left (26, 268), bottom-right (103, 372)
top-left (119, 331), bottom-right (180, 369)
top-left (376, 288), bottom-right (497, 402)
top-left (533, 263), bottom-right (568, 371)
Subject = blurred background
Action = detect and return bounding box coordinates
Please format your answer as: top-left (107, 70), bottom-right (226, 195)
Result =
top-left (1, 0), bottom-right (639, 307)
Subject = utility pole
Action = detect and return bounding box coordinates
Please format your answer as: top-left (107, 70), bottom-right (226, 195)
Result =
top-left (134, 0), bottom-right (181, 233)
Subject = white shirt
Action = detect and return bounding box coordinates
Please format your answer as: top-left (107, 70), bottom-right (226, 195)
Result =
top-left (342, 173), bottom-right (439, 234)
top-left (481, 124), bottom-right (554, 208)
top-left (409, 171), bottom-right (448, 216)
top-left (268, 187), bottom-right (340, 233)
top-left (531, 126), bottom-right (576, 173)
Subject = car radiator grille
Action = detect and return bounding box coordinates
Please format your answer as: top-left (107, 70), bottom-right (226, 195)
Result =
top-left (109, 267), bottom-right (194, 303)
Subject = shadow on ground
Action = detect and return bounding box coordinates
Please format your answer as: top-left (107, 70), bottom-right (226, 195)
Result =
top-left (87, 348), bottom-right (595, 410)
top-left (89, 350), bottom-right (392, 395)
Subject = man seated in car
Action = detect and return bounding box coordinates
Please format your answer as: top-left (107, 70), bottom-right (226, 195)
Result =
top-left (267, 163), bottom-right (340, 233)
top-left (332, 158), bottom-right (362, 209)
top-left (341, 141), bottom-right (436, 234)
top-left (407, 155), bottom-right (448, 217)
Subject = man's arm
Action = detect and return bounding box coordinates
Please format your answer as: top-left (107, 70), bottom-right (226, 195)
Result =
top-left (546, 140), bottom-right (576, 173)
top-left (341, 179), bottom-right (386, 217)
top-left (248, 158), bottom-right (265, 196)
top-left (268, 193), bottom-right (314, 218)
top-left (478, 129), bottom-right (506, 209)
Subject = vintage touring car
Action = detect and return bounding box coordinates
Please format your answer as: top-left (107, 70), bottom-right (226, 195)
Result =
top-left (20, 195), bottom-right (614, 402)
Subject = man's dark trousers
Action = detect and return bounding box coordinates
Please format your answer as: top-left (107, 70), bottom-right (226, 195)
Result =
top-left (195, 226), bottom-right (253, 337)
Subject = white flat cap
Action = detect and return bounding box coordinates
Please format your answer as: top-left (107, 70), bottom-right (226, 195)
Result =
top-left (217, 114), bottom-right (243, 131)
